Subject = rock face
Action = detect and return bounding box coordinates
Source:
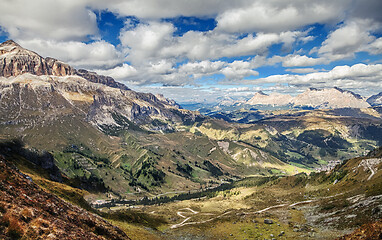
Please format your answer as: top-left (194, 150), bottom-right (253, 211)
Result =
top-left (0, 155), bottom-right (130, 239)
top-left (0, 74), bottom-right (198, 132)
top-left (246, 87), bottom-right (370, 109)
top-left (0, 40), bottom-right (75, 77)
top-left (76, 69), bottom-right (129, 91)
top-left (292, 87), bottom-right (370, 109)
top-left (247, 91), bottom-right (294, 106)
top-left (0, 40), bottom-right (199, 132)
top-left (367, 92), bottom-right (382, 106)
top-left (0, 40), bottom-right (129, 90)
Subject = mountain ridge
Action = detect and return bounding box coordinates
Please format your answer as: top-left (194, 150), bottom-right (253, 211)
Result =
top-left (0, 40), bottom-right (129, 90)
top-left (246, 87), bottom-right (371, 109)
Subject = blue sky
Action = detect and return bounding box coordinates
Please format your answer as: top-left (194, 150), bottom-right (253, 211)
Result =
top-left (0, 0), bottom-right (382, 103)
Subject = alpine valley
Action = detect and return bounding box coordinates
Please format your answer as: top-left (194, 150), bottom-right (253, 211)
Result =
top-left (1, 40), bottom-right (382, 239)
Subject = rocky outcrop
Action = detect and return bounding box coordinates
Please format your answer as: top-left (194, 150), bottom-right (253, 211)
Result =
top-left (246, 87), bottom-right (371, 109)
top-left (0, 40), bottom-right (129, 90)
top-left (336, 220), bottom-right (382, 240)
top-left (75, 69), bottom-right (129, 91)
top-left (0, 40), bottom-right (75, 77)
top-left (0, 155), bottom-right (130, 239)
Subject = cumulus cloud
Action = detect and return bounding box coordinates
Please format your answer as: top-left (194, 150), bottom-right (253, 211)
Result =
top-left (285, 68), bottom-right (320, 74)
top-left (90, 0), bottom-right (254, 19)
top-left (178, 61), bottom-right (225, 78)
top-left (0, 0), bottom-right (98, 41)
top-left (317, 19), bottom-right (382, 61)
top-left (221, 61), bottom-right (259, 79)
top-left (119, 21), bottom-right (310, 65)
top-left (167, 59), bottom-right (260, 83)
top-left (216, 0), bottom-right (348, 33)
top-left (17, 39), bottom-right (124, 70)
top-left (282, 55), bottom-right (326, 67)
top-left (119, 21), bottom-right (175, 63)
top-left (251, 64), bottom-right (382, 92)
top-left (95, 63), bottom-right (137, 79)
top-left (367, 38), bottom-right (382, 55)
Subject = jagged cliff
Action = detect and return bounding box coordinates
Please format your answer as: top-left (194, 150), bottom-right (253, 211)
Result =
top-left (0, 40), bottom-right (200, 133)
top-left (0, 40), bottom-right (128, 90)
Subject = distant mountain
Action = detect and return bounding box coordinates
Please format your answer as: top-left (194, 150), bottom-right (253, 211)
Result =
top-left (246, 87), bottom-right (370, 109)
top-left (292, 87), bottom-right (370, 109)
top-left (367, 92), bottom-right (382, 106)
top-left (246, 91), bottom-right (293, 106)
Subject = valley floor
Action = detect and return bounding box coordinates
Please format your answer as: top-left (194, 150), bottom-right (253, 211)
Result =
top-left (100, 171), bottom-right (382, 240)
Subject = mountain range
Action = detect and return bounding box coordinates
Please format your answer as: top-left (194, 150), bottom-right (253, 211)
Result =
top-left (246, 87), bottom-right (382, 109)
top-left (0, 40), bottom-right (310, 196)
top-left (1, 40), bottom-right (382, 239)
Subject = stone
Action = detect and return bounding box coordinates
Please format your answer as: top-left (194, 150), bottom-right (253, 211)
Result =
top-left (264, 219), bottom-right (273, 224)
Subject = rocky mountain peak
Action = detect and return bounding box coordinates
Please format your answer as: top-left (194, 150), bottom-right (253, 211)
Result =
top-left (247, 91), bottom-right (293, 105)
top-left (367, 92), bottom-right (382, 106)
top-left (0, 40), bottom-right (41, 60)
top-left (292, 87), bottom-right (369, 108)
top-left (0, 39), bottom-right (75, 78)
top-left (256, 90), bottom-right (268, 96)
top-left (0, 39), bottom-right (21, 48)
top-left (0, 40), bottom-right (129, 90)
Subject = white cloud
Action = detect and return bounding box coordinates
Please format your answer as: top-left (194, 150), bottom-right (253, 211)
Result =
top-left (120, 21), bottom-right (310, 65)
top-left (17, 39), bottom-right (124, 69)
top-left (90, 0), bottom-right (250, 19)
top-left (282, 55), bottom-right (326, 67)
top-left (148, 60), bottom-right (175, 74)
top-left (0, 0), bottom-right (98, 41)
top-left (285, 68), bottom-right (319, 74)
top-left (216, 0), bottom-right (348, 33)
top-left (119, 21), bottom-right (175, 63)
top-left (178, 60), bottom-right (225, 78)
top-left (318, 19), bottom-right (380, 61)
top-left (95, 63), bottom-right (137, 79)
top-left (167, 59), bottom-right (259, 83)
top-left (365, 37), bottom-right (382, 55)
top-left (251, 64), bottom-right (382, 92)
top-left (221, 61), bottom-right (259, 79)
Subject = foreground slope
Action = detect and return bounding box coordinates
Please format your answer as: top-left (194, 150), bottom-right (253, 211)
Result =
top-left (138, 146), bottom-right (382, 239)
top-left (0, 155), bottom-right (130, 239)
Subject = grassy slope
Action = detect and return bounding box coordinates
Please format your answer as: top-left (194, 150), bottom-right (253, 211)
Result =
top-left (135, 148), bottom-right (382, 239)
top-left (3, 150), bottom-right (165, 240)
top-left (194, 109), bottom-right (382, 168)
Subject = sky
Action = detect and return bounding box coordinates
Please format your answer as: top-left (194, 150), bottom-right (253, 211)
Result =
top-left (0, 0), bottom-right (382, 104)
